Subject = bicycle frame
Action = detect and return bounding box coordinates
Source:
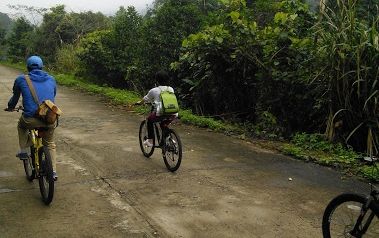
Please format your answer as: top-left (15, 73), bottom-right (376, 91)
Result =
top-left (350, 186), bottom-right (379, 236)
top-left (138, 103), bottom-right (182, 172)
top-left (143, 104), bottom-right (176, 148)
top-left (153, 117), bottom-right (175, 148)
top-left (29, 129), bottom-right (43, 173)
top-left (7, 106), bottom-right (55, 204)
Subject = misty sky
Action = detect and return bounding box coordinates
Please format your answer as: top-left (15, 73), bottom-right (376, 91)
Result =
top-left (0, 0), bottom-right (155, 16)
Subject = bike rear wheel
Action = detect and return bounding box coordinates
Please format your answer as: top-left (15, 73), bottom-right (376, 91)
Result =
top-left (162, 129), bottom-right (182, 172)
top-left (23, 146), bottom-right (35, 181)
top-left (139, 120), bottom-right (155, 157)
top-left (38, 147), bottom-right (54, 205)
top-left (322, 193), bottom-right (379, 238)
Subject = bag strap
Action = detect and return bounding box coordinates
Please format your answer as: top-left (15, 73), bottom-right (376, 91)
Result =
top-left (24, 74), bottom-right (40, 104)
top-left (159, 86), bottom-right (169, 94)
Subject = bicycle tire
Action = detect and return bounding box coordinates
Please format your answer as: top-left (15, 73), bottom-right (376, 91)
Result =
top-left (38, 147), bottom-right (54, 205)
top-left (23, 146), bottom-right (35, 181)
top-left (162, 128), bottom-right (182, 172)
top-left (139, 120), bottom-right (155, 157)
top-left (322, 193), bottom-right (379, 238)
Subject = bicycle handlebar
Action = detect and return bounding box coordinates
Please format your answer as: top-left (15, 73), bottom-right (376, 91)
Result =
top-left (133, 100), bottom-right (149, 106)
top-left (4, 106), bottom-right (23, 112)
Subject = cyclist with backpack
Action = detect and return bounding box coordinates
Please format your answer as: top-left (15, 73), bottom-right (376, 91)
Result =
top-left (138, 70), bottom-right (179, 147)
top-left (4, 56), bottom-right (59, 180)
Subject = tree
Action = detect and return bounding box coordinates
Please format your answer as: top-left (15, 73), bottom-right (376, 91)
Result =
top-left (6, 17), bottom-right (34, 62)
top-left (55, 11), bottom-right (110, 44)
top-left (76, 6), bottom-right (142, 87)
top-left (0, 12), bottom-right (13, 31)
top-left (0, 27), bottom-right (5, 44)
top-left (137, 0), bottom-right (204, 89)
top-left (7, 5), bottom-right (47, 26)
top-left (0, 26), bottom-right (6, 58)
top-left (112, 6), bottom-right (142, 74)
top-left (32, 5), bottom-right (110, 65)
top-left (77, 30), bottom-right (116, 82)
top-left (32, 5), bottom-right (67, 63)
top-left (173, 0), bottom-right (320, 138)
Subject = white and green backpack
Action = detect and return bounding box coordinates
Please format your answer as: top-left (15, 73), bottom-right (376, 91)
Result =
top-left (159, 86), bottom-right (179, 115)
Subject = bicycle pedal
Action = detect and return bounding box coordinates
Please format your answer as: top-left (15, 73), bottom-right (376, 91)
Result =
top-left (16, 153), bottom-right (29, 160)
top-left (53, 172), bottom-right (58, 181)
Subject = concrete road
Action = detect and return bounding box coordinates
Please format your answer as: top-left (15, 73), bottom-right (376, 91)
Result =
top-left (0, 65), bottom-right (368, 238)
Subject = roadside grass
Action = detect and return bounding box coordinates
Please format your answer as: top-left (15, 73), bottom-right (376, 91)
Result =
top-left (2, 62), bottom-right (377, 181)
top-left (282, 133), bottom-right (379, 181)
top-left (54, 74), bottom-right (141, 104)
top-left (54, 73), bottom-right (240, 133)
top-left (2, 61), bottom-right (24, 71)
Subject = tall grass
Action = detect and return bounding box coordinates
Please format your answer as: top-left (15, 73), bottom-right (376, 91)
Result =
top-left (317, 0), bottom-right (379, 156)
top-left (55, 44), bottom-right (81, 73)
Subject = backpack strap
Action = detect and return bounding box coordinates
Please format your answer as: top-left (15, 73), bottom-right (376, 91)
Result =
top-left (159, 86), bottom-right (169, 93)
top-left (24, 74), bottom-right (40, 105)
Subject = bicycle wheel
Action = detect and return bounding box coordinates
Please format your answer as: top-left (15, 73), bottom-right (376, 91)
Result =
top-left (322, 193), bottom-right (379, 238)
top-left (139, 120), bottom-right (155, 157)
top-left (38, 147), bottom-right (54, 205)
top-left (162, 129), bottom-right (182, 172)
top-left (23, 146), bottom-right (35, 181)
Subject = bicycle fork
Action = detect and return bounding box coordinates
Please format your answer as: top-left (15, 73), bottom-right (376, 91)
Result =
top-left (350, 197), bottom-right (376, 237)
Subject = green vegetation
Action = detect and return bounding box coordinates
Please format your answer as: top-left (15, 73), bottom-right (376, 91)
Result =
top-left (55, 72), bottom-right (242, 133)
top-left (0, 12), bottom-right (12, 58)
top-left (282, 133), bottom-right (359, 165)
top-left (6, 17), bottom-right (34, 62)
top-left (318, 0), bottom-right (379, 155)
top-left (1, 0), bottom-right (379, 181)
top-left (54, 74), bottom-right (141, 104)
top-left (282, 133), bottom-right (379, 181)
top-left (0, 12), bottom-right (12, 30)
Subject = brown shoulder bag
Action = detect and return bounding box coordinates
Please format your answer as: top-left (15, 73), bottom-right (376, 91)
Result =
top-left (24, 74), bottom-right (62, 124)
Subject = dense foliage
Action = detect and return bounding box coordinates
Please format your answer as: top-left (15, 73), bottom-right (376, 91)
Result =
top-left (318, 0), bottom-right (379, 154)
top-left (0, 12), bottom-right (12, 31)
top-left (0, 12), bottom-right (12, 54)
top-left (2, 0), bottom-right (379, 156)
top-left (6, 17), bottom-right (34, 62)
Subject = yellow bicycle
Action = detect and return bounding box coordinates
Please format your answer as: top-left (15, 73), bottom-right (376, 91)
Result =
top-left (11, 106), bottom-right (55, 205)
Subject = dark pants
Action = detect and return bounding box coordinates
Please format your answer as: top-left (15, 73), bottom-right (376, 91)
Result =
top-left (147, 112), bottom-right (160, 139)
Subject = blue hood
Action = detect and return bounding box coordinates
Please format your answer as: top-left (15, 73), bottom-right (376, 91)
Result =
top-left (29, 69), bottom-right (50, 82)
top-left (8, 69), bottom-right (57, 117)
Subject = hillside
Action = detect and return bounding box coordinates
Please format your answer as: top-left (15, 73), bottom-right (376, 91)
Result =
top-left (0, 12), bottom-right (12, 30)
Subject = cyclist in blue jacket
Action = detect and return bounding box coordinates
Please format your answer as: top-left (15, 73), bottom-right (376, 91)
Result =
top-left (5, 56), bottom-right (59, 180)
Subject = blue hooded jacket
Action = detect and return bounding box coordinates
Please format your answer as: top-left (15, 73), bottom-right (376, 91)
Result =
top-left (8, 69), bottom-right (57, 118)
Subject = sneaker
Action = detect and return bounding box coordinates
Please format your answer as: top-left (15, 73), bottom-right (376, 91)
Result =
top-left (143, 139), bottom-right (153, 147)
top-left (53, 171), bottom-right (58, 181)
top-left (16, 152), bottom-right (29, 160)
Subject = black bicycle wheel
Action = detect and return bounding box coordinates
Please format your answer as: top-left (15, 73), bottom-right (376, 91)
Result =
top-left (322, 193), bottom-right (379, 238)
top-left (23, 146), bottom-right (35, 181)
top-left (38, 147), bottom-right (54, 205)
top-left (162, 129), bottom-right (182, 172)
top-left (139, 120), bottom-right (155, 157)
